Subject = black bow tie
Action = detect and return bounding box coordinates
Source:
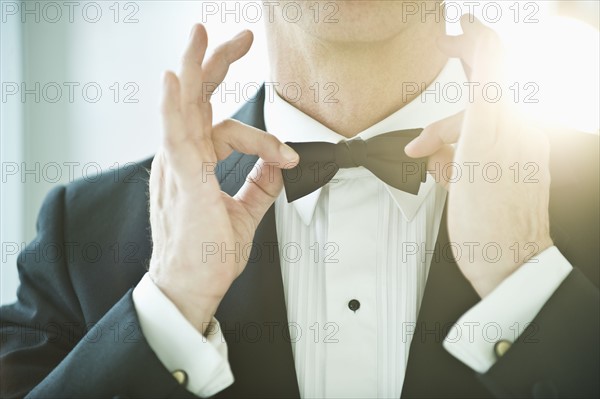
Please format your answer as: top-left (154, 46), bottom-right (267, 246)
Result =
top-left (282, 128), bottom-right (427, 203)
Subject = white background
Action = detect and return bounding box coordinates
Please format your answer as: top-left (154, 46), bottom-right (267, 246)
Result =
top-left (1, 1), bottom-right (269, 304)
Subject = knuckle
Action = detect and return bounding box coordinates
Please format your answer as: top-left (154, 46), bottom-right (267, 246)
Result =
top-left (265, 132), bottom-right (282, 149)
top-left (216, 118), bottom-right (236, 131)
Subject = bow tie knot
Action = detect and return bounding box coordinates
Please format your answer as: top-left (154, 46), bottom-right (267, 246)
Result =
top-left (336, 138), bottom-right (368, 168)
top-left (282, 129), bottom-right (427, 203)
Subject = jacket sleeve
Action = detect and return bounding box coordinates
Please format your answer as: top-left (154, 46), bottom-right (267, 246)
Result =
top-left (478, 268), bottom-right (599, 398)
top-left (0, 185), bottom-right (197, 399)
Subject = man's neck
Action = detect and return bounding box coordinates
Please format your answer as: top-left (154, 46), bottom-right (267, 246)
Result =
top-left (266, 21), bottom-right (448, 138)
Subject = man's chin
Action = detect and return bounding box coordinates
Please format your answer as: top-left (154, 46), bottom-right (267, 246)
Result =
top-left (274, 0), bottom-right (418, 44)
top-left (300, 23), bottom-right (408, 45)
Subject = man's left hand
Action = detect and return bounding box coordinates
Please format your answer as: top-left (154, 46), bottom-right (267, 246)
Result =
top-left (405, 16), bottom-right (554, 297)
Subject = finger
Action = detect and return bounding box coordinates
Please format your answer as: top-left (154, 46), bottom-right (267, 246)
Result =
top-left (161, 71), bottom-right (217, 186)
top-left (161, 71), bottom-right (186, 145)
top-left (461, 31), bottom-right (506, 151)
top-left (212, 119), bottom-right (299, 167)
top-left (234, 158), bottom-right (283, 227)
top-left (460, 14), bottom-right (487, 36)
top-left (161, 71), bottom-right (195, 166)
top-left (405, 111), bottom-right (463, 158)
top-left (180, 24), bottom-right (209, 106)
top-left (427, 144), bottom-right (455, 189)
top-left (436, 35), bottom-right (474, 62)
top-left (436, 35), bottom-right (474, 78)
top-left (201, 30), bottom-right (254, 101)
top-left (436, 15), bottom-right (492, 72)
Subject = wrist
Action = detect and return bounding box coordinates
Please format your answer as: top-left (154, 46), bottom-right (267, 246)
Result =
top-left (467, 238), bottom-right (554, 298)
top-left (149, 271), bottom-right (224, 335)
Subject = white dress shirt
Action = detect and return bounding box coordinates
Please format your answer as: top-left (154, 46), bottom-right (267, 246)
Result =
top-left (132, 58), bottom-right (573, 398)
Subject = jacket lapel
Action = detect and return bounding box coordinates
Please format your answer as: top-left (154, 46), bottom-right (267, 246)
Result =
top-left (401, 208), bottom-right (491, 398)
top-left (214, 86), bottom-right (300, 398)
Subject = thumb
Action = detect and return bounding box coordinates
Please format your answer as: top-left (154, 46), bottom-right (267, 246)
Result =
top-left (234, 158), bottom-right (286, 226)
top-left (427, 145), bottom-right (455, 190)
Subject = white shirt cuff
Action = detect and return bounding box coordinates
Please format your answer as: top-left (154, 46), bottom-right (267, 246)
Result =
top-left (132, 273), bottom-right (234, 397)
top-left (443, 246), bottom-right (572, 373)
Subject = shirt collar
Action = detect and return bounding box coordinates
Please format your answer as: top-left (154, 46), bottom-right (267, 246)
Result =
top-left (264, 58), bottom-right (468, 225)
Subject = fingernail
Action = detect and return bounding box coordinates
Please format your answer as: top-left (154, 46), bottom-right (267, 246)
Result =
top-left (279, 143), bottom-right (299, 162)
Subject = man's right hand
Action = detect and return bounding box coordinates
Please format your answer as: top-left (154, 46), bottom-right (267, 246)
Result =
top-left (148, 24), bottom-right (299, 335)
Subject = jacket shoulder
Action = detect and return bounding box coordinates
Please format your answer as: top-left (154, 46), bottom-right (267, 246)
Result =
top-left (58, 157), bottom-right (154, 319)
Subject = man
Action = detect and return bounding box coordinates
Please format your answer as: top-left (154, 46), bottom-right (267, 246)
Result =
top-left (1, 1), bottom-right (598, 398)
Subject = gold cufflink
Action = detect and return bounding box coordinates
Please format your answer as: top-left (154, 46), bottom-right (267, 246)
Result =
top-left (172, 369), bottom-right (188, 386)
top-left (494, 339), bottom-right (512, 358)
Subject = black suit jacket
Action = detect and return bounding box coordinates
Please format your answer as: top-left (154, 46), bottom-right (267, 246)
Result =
top-left (1, 87), bottom-right (598, 398)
